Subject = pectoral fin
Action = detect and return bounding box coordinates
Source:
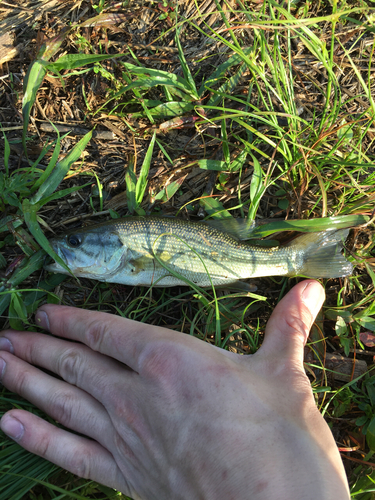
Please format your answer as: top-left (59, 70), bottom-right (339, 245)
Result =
top-left (128, 250), bottom-right (173, 275)
top-left (129, 254), bottom-right (157, 274)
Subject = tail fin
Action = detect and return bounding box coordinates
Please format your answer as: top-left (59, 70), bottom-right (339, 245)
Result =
top-left (288, 228), bottom-right (353, 278)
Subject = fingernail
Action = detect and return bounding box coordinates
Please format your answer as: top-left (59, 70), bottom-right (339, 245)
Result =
top-left (0, 337), bottom-right (14, 353)
top-left (0, 357), bottom-right (5, 378)
top-left (1, 415), bottom-right (25, 440)
top-left (36, 310), bottom-right (50, 331)
top-left (301, 281), bottom-right (325, 317)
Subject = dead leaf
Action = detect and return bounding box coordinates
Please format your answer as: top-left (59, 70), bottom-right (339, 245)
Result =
top-left (0, 32), bottom-right (19, 65)
top-left (360, 331), bottom-right (375, 348)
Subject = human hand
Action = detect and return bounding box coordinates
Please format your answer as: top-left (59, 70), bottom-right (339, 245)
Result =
top-left (0, 280), bottom-right (350, 499)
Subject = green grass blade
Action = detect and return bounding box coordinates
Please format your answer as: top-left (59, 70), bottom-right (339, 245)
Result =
top-left (125, 155), bottom-right (137, 213)
top-left (229, 149), bottom-right (247, 173)
top-left (130, 101), bottom-right (195, 119)
top-left (0, 445), bottom-right (57, 500)
top-left (9, 291), bottom-right (28, 330)
top-left (213, 0), bottom-right (241, 49)
top-left (111, 77), bottom-right (198, 104)
top-left (338, 39), bottom-right (375, 117)
top-left (248, 153), bottom-right (265, 221)
top-left (22, 199), bottom-right (71, 275)
top-left (233, 117), bottom-right (289, 160)
top-left (165, 178), bottom-right (185, 200)
top-left (47, 53), bottom-right (126, 73)
top-left (1, 129), bottom-right (10, 176)
top-left (221, 119), bottom-right (230, 165)
top-left (196, 159), bottom-right (228, 171)
top-left (153, 176), bottom-right (187, 202)
top-left (0, 294), bottom-right (11, 317)
top-left (199, 196), bottom-right (233, 219)
top-left (136, 132), bottom-right (156, 206)
top-left (13, 227), bottom-right (39, 257)
top-left (37, 183), bottom-right (92, 207)
top-left (6, 250), bottom-right (46, 287)
top-left (155, 138), bottom-right (173, 165)
top-left (22, 60), bottom-right (48, 155)
top-left (175, 28), bottom-right (198, 98)
top-left (125, 61), bottom-right (198, 99)
top-left (0, 470), bottom-right (92, 500)
top-left (249, 214), bottom-right (369, 238)
top-left (29, 139), bottom-right (56, 173)
top-left (31, 128), bottom-right (61, 193)
top-left (116, 63), bottom-right (200, 101)
top-left (122, 68), bottom-right (154, 124)
top-left (198, 47), bottom-right (253, 97)
top-left (207, 63), bottom-right (248, 107)
top-left (31, 130), bottom-right (92, 204)
top-left (0, 216), bottom-right (22, 233)
top-left (0, 253), bottom-right (6, 268)
top-left (21, 27), bottom-right (71, 131)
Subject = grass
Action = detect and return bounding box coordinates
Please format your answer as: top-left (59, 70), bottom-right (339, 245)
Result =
top-left (0, 0), bottom-right (375, 497)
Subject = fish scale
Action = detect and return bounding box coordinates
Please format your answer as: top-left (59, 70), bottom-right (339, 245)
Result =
top-left (114, 219), bottom-right (293, 284)
top-left (46, 217), bottom-right (353, 287)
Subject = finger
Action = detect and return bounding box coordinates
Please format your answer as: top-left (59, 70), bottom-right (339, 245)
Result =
top-left (259, 280), bottom-right (325, 368)
top-left (0, 410), bottom-right (133, 496)
top-left (0, 330), bottom-right (139, 406)
top-left (0, 348), bottom-right (112, 443)
top-left (35, 304), bottom-right (188, 372)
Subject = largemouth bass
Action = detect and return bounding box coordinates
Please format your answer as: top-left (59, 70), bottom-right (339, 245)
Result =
top-left (46, 217), bottom-right (353, 287)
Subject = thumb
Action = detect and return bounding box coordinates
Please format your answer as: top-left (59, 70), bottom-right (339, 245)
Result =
top-left (260, 280), bottom-right (325, 369)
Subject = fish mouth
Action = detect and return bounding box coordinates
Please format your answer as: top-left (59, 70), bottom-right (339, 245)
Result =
top-left (45, 261), bottom-right (67, 273)
top-left (59, 246), bottom-right (76, 266)
top-left (45, 245), bottom-right (76, 273)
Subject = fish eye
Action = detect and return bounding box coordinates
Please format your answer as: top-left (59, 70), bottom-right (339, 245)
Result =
top-left (67, 234), bottom-right (82, 247)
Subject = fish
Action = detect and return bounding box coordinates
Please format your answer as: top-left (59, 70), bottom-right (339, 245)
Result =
top-left (45, 216), bottom-right (353, 288)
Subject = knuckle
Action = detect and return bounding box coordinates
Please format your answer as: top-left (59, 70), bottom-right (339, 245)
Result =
top-left (57, 347), bottom-right (84, 385)
top-left (84, 318), bottom-right (110, 352)
top-left (48, 389), bottom-right (77, 427)
top-left (69, 448), bottom-right (92, 479)
top-left (15, 367), bottom-right (33, 397)
top-left (23, 336), bottom-right (38, 363)
top-left (34, 431), bottom-right (52, 457)
top-left (285, 314), bottom-right (310, 341)
top-left (138, 341), bottom-right (183, 381)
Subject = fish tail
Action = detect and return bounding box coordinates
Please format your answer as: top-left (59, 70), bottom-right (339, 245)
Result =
top-left (289, 228), bottom-right (353, 278)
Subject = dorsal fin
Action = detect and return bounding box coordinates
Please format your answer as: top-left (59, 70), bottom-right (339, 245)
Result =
top-left (202, 218), bottom-right (256, 241)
